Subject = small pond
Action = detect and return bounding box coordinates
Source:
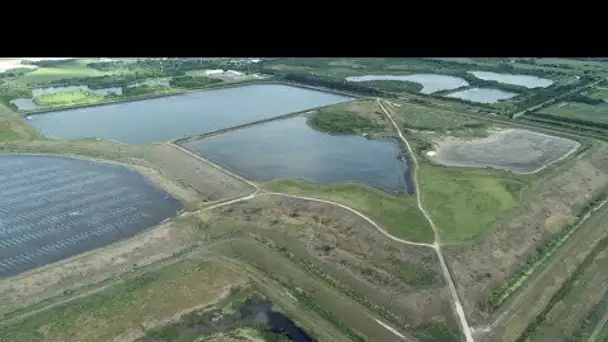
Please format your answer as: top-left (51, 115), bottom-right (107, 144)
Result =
top-left (469, 71), bottom-right (554, 88)
top-left (10, 98), bottom-right (42, 111)
top-left (185, 116), bottom-right (412, 194)
top-left (345, 74), bottom-right (469, 94)
top-left (25, 84), bottom-right (354, 144)
top-left (445, 88), bottom-right (518, 104)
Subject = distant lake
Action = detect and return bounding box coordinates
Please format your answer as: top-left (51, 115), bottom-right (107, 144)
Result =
top-left (469, 71), bottom-right (554, 88)
top-left (185, 116), bottom-right (412, 194)
top-left (345, 74), bottom-right (469, 94)
top-left (25, 84), bottom-right (354, 144)
top-left (445, 88), bottom-right (518, 104)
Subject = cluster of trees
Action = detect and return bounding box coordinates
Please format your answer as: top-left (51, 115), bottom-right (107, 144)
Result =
top-left (87, 58), bottom-right (263, 75)
top-left (30, 74), bottom-right (175, 90)
top-left (308, 110), bottom-right (380, 134)
top-left (121, 84), bottom-right (170, 96)
top-left (0, 85), bottom-right (32, 103)
top-left (526, 112), bottom-right (608, 131)
top-left (416, 58), bottom-right (562, 78)
top-left (450, 71), bottom-right (528, 93)
top-left (0, 68), bottom-right (32, 79)
top-left (511, 78), bottom-right (593, 113)
top-left (263, 70), bottom-right (385, 96)
top-left (168, 75), bottom-right (222, 88)
top-left (357, 80), bottom-right (423, 94)
top-left (565, 93), bottom-right (605, 105)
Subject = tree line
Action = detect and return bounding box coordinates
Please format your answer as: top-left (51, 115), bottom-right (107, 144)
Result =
top-left (526, 111), bottom-right (608, 130)
top-left (262, 69), bottom-right (386, 97)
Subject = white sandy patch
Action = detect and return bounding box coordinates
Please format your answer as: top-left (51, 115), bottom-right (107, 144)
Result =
top-left (426, 151), bottom-right (437, 156)
top-left (374, 318), bottom-right (406, 339)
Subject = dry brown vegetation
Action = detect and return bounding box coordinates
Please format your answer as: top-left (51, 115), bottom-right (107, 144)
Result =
top-left (481, 206), bottom-right (608, 342)
top-left (0, 213), bottom-right (205, 319)
top-left (444, 142), bottom-right (608, 325)
top-left (207, 194), bottom-right (458, 331)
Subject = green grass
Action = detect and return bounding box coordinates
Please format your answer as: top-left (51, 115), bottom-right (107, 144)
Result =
top-left (309, 107), bottom-right (381, 134)
top-left (12, 65), bottom-right (111, 85)
top-left (262, 179), bottom-right (434, 243)
top-left (391, 101), bottom-right (487, 132)
top-left (539, 102), bottom-right (608, 126)
top-left (33, 91), bottom-right (105, 107)
top-left (419, 165), bottom-right (521, 241)
top-left (0, 259), bottom-right (246, 342)
top-left (0, 120), bottom-right (21, 140)
top-left (585, 87), bottom-right (608, 101)
top-left (0, 103), bottom-right (41, 141)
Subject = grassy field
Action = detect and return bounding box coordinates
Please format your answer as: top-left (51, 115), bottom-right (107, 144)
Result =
top-left (0, 259), bottom-right (248, 342)
top-left (586, 86), bottom-right (608, 101)
top-left (33, 91), bottom-right (105, 107)
top-left (538, 102), bottom-right (608, 126)
top-left (309, 99), bottom-right (386, 135)
top-left (385, 100), bottom-right (488, 135)
top-left (262, 178), bottom-right (434, 243)
top-left (11, 65), bottom-right (110, 85)
top-left (310, 99), bottom-right (393, 134)
top-left (0, 103), bottom-right (43, 141)
top-left (419, 165), bottom-right (522, 241)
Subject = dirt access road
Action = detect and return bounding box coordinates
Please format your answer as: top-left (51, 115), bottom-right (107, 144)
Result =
top-left (377, 99), bottom-right (475, 342)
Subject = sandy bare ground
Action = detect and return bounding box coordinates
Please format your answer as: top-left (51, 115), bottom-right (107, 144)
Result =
top-left (428, 128), bottom-right (581, 174)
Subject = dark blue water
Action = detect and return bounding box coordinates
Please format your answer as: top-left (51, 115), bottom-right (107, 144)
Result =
top-left (0, 155), bottom-right (182, 278)
top-left (185, 116), bottom-right (412, 194)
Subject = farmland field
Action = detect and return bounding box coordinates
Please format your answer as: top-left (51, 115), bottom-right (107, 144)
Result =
top-left (0, 155), bottom-right (182, 277)
top-left (537, 101), bottom-right (608, 126)
top-left (427, 128), bottom-right (581, 174)
top-left (11, 65), bottom-right (111, 85)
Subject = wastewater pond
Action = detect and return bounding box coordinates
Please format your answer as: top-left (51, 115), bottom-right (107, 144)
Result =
top-left (345, 74), bottom-right (469, 94)
top-left (25, 84), bottom-right (354, 144)
top-left (0, 155), bottom-right (182, 278)
top-left (469, 71), bottom-right (554, 88)
top-left (185, 116), bottom-right (413, 194)
top-left (445, 88), bottom-right (518, 104)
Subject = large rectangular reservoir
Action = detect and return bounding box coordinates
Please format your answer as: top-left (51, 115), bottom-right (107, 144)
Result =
top-left (0, 155), bottom-right (182, 278)
top-left (25, 84), bottom-right (354, 144)
top-left (184, 116), bottom-right (412, 194)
